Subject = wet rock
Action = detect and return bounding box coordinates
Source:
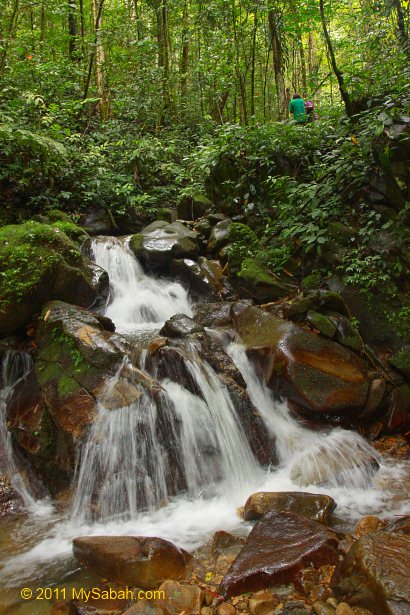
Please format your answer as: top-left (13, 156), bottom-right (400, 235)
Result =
top-left (249, 590), bottom-right (277, 614)
top-left (385, 384), bottom-right (410, 433)
top-left (170, 257), bottom-right (225, 298)
top-left (123, 602), bottom-right (164, 614)
top-left (389, 346), bottom-right (410, 380)
top-left (147, 337), bottom-right (168, 356)
top-left (83, 208), bottom-right (114, 235)
top-left (211, 531), bottom-right (246, 558)
top-left (327, 313), bottom-right (362, 353)
top-left (0, 475), bottom-right (23, 517)
top-left (307, 311), bottom-right (337, 338)
top-left (264, 292), bottom-right (349, 323)
top-left (195, 302), bottom-right (235, 328)
top-left (359, 379), bottom-right (386, 419)
top-left (331, 530), bottom-right (410, 615)
top-left (373, 435), bottom-right (410, 459)
top-left (235, 258), bottom-right (293, 302)
top-left (335, 604), bottom-right (354, 615)
top-left (177, 193), bottom-right (213, 220)
top-left (386, 516), bottom-right (410, 535)
top-left (243, 492), bottom-right (336, 524)
top-left (160, 314), bottom-right (205, 338)
top-left (219, 510), bottom-right (339, 597)
top-left (130, 221), bottom-right (199, 272)
top-left (354, 516), bottom-right (387, 537)
top-left (0, 222), bottom-right (108, 335)
top-left (156, 580), bottom-right (204, 614)
top-left (155, 207), bottom-right (175, 223)
top-left (73, 536), bottom-right (192, 589)
top-left (208, 219), bottom-right (232, 253)
top-left (233, 305), bottom-right (369, 416)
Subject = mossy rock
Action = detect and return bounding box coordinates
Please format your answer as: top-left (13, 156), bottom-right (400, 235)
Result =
top-left (129, 233), bottom-right (144, 258)
top-left (236, 258), bottom-right (292, 302)
top-left (302, 273), bottom-right (322, 290)
top-left (154, 208), bottom-right (174, 223)
top-left (0, 221), bottom-right (103, 335)
top-left (388, 346), bottom-right (410, 379)
top-left (226, 223), bottom-right (259, 273)
top-left (177, 193), bottom-right (213, 220)
top-left (307, 310), bottom-right (337, 338)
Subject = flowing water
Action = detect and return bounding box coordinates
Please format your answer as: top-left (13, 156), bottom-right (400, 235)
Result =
top-left (0, 235), bottom-right (409, 614)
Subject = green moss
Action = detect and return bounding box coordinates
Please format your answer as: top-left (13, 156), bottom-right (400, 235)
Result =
top-left (36, 359), bottom-right (62, 385)
top-left (58, 374), bottom-right (81, 398)
top-left (228, 222), bottom-right (259, 246)
top-left (302, 273), bottom-right (321, 290)
top-left (129, 233), bottom-right (144, 257)
top-left (51, 221), bottom-right (88, 241)
top-left (0, 221), bottom-right (81, 310)
top-left (389, 346), bottom-right (410, 378)
top-left (307, 310), bottom-right (337, 338)
top-left (238, 258), bottom-right (276, 286)
top-left (46, 209), bottom-right (73, 223)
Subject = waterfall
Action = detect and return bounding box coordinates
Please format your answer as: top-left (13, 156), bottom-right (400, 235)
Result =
top-left (90, 236), bottom-right (193, 332)
top-left (226, 342), bottom-right (380, 489)
top-left (0, 352), bottom-right (38, 508)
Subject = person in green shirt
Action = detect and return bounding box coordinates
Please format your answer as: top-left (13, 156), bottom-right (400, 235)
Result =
top-left (289, 94), bottom-right (306, 124)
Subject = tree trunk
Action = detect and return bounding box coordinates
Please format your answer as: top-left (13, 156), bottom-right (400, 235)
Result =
top-left (319, 0), bottom-right (353, 117)
top-left (392, 0), bottom-right (409, 57)
top-left (250, 8), bottom-right (258, 119)
top-left (180, 0), bottom-right (189, 108)
top-left (68, 0), bottom-right (78, 61)
top-left (268, 7), bottom-right (286, 119)
top-left (0, 0), bottom-right (20, 74)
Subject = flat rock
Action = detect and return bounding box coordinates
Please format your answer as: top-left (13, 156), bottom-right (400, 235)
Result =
top-left (131, 221), bottom-right (199, 271)
top-left (73, 536), bottom-right (192, 589)
top-left (159, 314), bottom-right (205, 337)
top-left (243, 492), bottom-right (336, 524)
top-left (331, 530), bottom-right (410, 615)
top-left (219, 510), bottom-right (339, 597)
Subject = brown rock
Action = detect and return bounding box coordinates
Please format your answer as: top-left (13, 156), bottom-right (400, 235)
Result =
top-left (386, 385), bottom-right (410, 433)
top-left (147, 337), bottom-right (168, 356)
top-left (170, 257), bottom-right (225, 298)
top-left (0, 476), bottom-right (23, 517)
top-left (359, 379), bottom-right (386, 419)
top-left (331, 530), bottom-right (410, 615)
top-left (73, 536), bottom-right (192, 589)
top-left (217, 603), bottom-right (236, 615)
top-left (219, 511), bottom-right (339, 597)
top-left (94, 378), bottom-right (142, 410)
top-left (201, 608), bottom-right (214, 615)
top-left (373, 435), bottom-right (410, 459)
top-left (232, 306), bottom-right (368, 415)
top-left (355, 516), bottom-right (387, 537)
top-left (156, 580), bottom-right (203, 614)
top-left (243, 492), bottom-right (336, 524)
top-left (123, 603), bottom-right (164, 614)
top-left (210, 531), bottom-right (246, 558)
top-left (335, 604), bottom-right (355, 615)
top-left (249, 590), bottom-right (277, 614)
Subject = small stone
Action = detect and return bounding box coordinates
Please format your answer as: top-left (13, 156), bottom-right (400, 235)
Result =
top-left (204, 590), bottom-right (214, 606)
top-left (335, 604), bottom-right (355, 615)
top-left (156, 580), bottom-right (204, 614)
top-left (217, 603), bottom-right (237, 615)
top-left (249, 590), bottom-right (277, 615)
top-left (354, 516), bottom-right (387, 537)
top-left (201, 608), bottom-right (213, 615)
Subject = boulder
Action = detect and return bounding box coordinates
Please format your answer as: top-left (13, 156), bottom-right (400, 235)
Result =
top-left (170, 257), bottom-right (225, 298)
top-left (130, 221), bottom-right (199, 272)
top-left (83, 208), bottom-right (114, 235)
top-left (219, 510), bottom-right (339, 597)
top-left (233, 305), bottom-right (369, 416)
top-left (0, 476), bottom-right (23, 517)
top-left (359, 378), bottom-right (386, 419)
top-left (307, 311), bottom-right (336, 338)
top-left (243, 492), bottom-right (336, 524)
top-left (208, 219), bottom-right (233, 253)
top-left (73, 536), bottom-right (192, 589)
top-left (389, 346), bottom-right (410, 380)
top-left (0, 221), bottom-right (109, 335)
top-left (194, 302), bottom-right (235, 328)
top-left (331, 531), bottom-right (410, 615)
top-left (177, 193), bottom-right (213, 220)
top-left (235, 258), bottom-right (292, 302)
top-left (385, 384), bottom-right (410, 433)
top-left (159, 314), bottom-right (205, 338)
top-left (210, 531), bottom-right (246, 558)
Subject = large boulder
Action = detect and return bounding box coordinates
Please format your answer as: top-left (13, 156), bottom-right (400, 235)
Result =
top-left (130, 221), bottom-right (199, 271)
top-left (331, 531), bottom-right (410, 615)
top-left (219, 510), bottom-right (339, 597)
top-left (233, 305), bottom-right (369, 416)
top-left (243, 492), bottom-right (336, 524)
top-left (73, 536), bottom-right (192, 589)
top-left (0, 221), bottom-right (109, 335)
top-left (170, 257), bottom-right (226, 298)
top-left (177, 193), bottom-right (213, 220)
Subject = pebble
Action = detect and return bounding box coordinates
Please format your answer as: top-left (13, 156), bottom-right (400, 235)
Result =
top-left (201, 608), bottom-right (214, 615)
top-left (335, 604), bottom-right (355, 615)
top-left (217, 603), bottom-right (237, 615)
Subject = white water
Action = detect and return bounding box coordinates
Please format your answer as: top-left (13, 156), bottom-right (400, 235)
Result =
top-left (90, 236), bottom-right (193, 333)
top-left (1, 235), bottom-right (409, 599)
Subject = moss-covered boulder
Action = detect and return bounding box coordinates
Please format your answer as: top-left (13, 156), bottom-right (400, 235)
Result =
top-left (232, 304), bottom-right (369, 416)
top-left (130, 221), bottom-right (199, 272)
top-left (389, 346), bottom-right (410, 379)
top-left (177, 193), bottom-right (213, 220)
top-left (208, 219), bottom-right (233, 254)
top-left (306, 310), bottom-right (336, 338)
top-left (236, 258), bottom-right (292, 302)
top-left (0, 222), bottom-right (108, 335)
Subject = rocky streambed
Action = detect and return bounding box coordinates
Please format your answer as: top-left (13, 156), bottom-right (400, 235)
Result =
top-left (0, 215), bottom-right (409, 615)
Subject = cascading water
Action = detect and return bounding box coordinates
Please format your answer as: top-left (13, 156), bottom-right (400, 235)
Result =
top-left (226, 342), bottom-right (380, 489)
top-left (0, 352), bottom-right (40, 509)
top-left (90, 236), bottom-right (193, 332)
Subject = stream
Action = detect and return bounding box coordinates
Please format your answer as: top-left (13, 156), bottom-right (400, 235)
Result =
top-left (0, 236), bottom-right (409, 615)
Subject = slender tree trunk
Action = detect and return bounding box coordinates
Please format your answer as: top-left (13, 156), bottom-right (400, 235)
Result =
top-left (211, 90), bottom-right (230, 123)
top-left (268, 7), bottom-right (286, 119)
top-left (0, 0), bottom-right (20, 74)
top-left (91, 0), bottom-right (110, 120)
top-left (250, 9), bottom-right (258, 119)
top-left (319, 0), bottom-right (353, 116)
top-left (299, 36), bottom-right (307, 95)
top-left (392, 0), bottom-right (409, 57)
top-left (180, 0), bottom-right (189, 108)
top-left (68, 0), bottom-right (78, 61)
top-left (40, 1), bottom-right (46, 42)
